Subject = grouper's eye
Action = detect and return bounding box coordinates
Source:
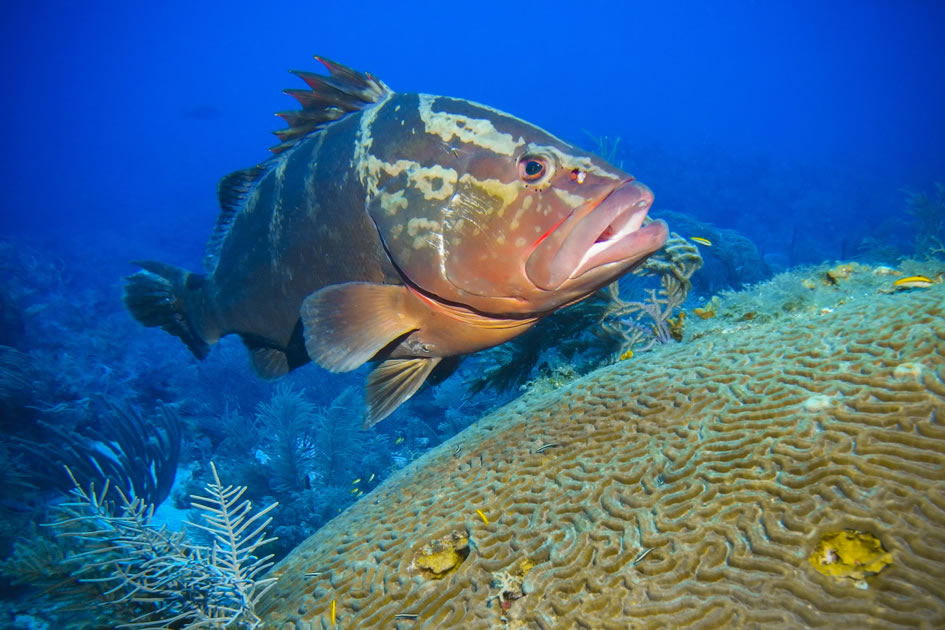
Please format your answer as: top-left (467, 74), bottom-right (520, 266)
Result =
top-left (523, 160), bottom-right (544, 178)
top-left (518, 155), bottom-right (550, 184)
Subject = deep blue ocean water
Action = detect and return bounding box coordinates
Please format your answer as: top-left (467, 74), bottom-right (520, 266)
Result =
top-left (1, 1), bottom-right (943, 626)
top-left (4, 0), bottom-right (944, 263)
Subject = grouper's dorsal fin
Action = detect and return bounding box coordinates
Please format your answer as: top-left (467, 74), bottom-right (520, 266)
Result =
top-left (270, 55), bottom-right (392, 154)
top-left (203, 164), bottom-right (267, 271)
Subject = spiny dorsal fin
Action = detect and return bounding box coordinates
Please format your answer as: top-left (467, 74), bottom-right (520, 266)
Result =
top-left (270, 55), bottom-right (392, 154)
top-left (203, 164), bottom-right (267, 271)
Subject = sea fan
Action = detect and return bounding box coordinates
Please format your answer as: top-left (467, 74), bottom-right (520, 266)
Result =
top-left (255, 384), bottom-right (318, 493)
top-left (42, 463), bottom-right (278, 629)
top-left (186, 462), bottom-right (279, 627)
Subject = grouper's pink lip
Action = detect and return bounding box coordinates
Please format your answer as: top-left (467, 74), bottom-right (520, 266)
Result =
top-left (525, 180), bottom-right (667, 291)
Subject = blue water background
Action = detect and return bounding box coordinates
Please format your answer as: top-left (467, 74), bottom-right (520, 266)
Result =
top-left (3, 0), bottom-right (943, 266)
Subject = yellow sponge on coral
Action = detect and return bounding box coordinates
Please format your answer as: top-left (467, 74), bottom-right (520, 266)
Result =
top-left (809, 529), bottom-right (893, 585)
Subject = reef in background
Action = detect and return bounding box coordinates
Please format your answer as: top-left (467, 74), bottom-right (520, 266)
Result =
top-left (256, 266), bottom-right (945, 629)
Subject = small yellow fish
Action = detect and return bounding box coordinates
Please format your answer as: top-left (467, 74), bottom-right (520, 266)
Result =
top-left (350, 487), bottom-right (359, 494)
top-left (367, 473), bottom-right (375, 483)
top-left (352, 478), bottom-right (361, 485)
top-left (395, 436), bottom-right (405, 445)
top-left (619, 348), bottom-right (634, 360)
top-left (690, 237), bottom-right (712, 246)
top-left (893, 275), bottom-right (933, 288)
top-left (330, 599), bottom-right (336, 625)
top-left (476, 509), bottom-right (489, 524)
top-left (356, 490), bottom-right (363, 497)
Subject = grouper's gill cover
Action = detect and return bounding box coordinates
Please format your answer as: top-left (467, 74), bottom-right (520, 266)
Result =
top-left (121, 56), bottom-right (669, 429)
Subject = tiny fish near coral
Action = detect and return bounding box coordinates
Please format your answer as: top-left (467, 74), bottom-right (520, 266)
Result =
top-left (893, 275), bottom-right (934, 289)
top-left (122, 56), bottom-right (668, 428)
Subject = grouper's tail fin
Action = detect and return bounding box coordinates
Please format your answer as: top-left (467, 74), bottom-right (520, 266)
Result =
top-left (122, 260), bottom-right (211, 360)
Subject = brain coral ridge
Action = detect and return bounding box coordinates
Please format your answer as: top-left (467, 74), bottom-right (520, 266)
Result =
top-left (258, 284), bottom-right (945, 629)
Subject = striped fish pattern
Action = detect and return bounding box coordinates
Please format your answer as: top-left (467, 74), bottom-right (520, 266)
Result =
top-left (123, 56), bottom-right (668, 427)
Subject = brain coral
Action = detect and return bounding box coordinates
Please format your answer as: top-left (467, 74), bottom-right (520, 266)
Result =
top-left (259, 284), bottom-right (945, 629)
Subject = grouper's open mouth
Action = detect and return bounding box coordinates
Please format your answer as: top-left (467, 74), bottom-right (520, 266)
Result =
top-left (525, 180), bottom-right (669, 291)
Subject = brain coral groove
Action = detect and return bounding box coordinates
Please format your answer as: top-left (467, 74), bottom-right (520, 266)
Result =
top-left (259, 286), bottom-right (945, 629)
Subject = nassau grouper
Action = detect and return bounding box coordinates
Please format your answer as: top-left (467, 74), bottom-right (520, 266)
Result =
top-left (123, 56), bottom-right (669, 428)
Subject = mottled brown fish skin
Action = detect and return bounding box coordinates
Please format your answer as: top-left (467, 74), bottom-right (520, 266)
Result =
top-left (201, 112), bottom-right (399, 349)
top-left (122, 57), bottom-right (668, 426)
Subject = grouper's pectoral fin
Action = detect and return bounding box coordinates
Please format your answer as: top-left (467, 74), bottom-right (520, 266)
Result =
top-left (300, 282), bottom-right (419, 373)
top-left (364, 357), bottom-right (441, 429)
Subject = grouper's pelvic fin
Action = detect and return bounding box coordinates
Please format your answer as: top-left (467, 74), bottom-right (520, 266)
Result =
top-left (240, 323), bottom-right (309, 380)
top-left (364, 357), bottom-right (441, 429)
top-left (123, 260), bottom-right (211, 360)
